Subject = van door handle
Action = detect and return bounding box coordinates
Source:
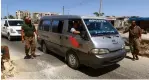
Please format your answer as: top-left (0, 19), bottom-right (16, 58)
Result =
top-left (60, 36), bottom-right (61, 39)
top-left (66, 37), bottom-right (68, 39)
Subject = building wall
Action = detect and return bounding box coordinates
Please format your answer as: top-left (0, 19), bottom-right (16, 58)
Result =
top-left (32, 12), bottom-right (59, 23)
top-left (16, 10), bottom-right (31, 19)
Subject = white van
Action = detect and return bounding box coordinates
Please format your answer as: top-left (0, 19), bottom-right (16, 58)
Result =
top-left (1, 19), bottom-right (24, 41)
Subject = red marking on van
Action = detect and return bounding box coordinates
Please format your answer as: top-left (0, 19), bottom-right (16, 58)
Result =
top-left (69, 36), bottom-right (80, 48)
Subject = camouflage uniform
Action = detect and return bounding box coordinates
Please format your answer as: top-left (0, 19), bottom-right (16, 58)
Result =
top-left (22, 23), bottom-right (36, 57)
top-left (24, 36), bottom-right (36, 56)
top-left (124, 25), bottom-right (142, 59)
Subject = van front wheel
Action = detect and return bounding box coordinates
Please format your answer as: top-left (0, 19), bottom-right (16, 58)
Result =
top-left (67, 52), bottom-right (80, 69)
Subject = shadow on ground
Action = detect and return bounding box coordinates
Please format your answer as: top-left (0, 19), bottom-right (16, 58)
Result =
top-left (125, 56), bottom-right (134, 61)
top-left (2, 36), bottom-right (21, 41)
top-left (78, 64), bottom-right (120, 77)
top-left (37, 47), bottom-right (65, 63)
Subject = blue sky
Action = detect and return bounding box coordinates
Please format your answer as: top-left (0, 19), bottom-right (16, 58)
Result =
top-left (1, 0), bottom-right (149, 17)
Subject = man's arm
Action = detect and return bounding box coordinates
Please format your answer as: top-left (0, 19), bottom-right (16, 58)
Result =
top-left (70, 28), bottom-right (80, 34)
top-left (33, 24), bottom-right (38, 36)
top-left (21, 26), bottom-right (24, 43)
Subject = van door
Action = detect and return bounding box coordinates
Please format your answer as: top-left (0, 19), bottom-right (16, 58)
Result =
top-left (59, 20), bottom-right (70, 54)
top-left (50, 20), bottom-right (64, 56)
top-left (3, 20), bottom-right (9, 36)
top-left (60, 19), bottom-right (90, 54)
top-left (39, 19), bottom-right (52, 50)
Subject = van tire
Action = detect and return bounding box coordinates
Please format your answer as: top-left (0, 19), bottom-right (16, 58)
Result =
top-left (7, 33), bottom-right (12, 41)
top-left (41, 42), bottom-right (48, 53)
top-left (66, 51), bottom-right (80, 69)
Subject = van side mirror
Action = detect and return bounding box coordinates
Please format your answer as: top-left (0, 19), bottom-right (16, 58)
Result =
top-left (80, 31), bottom-right (89, 41)
top-left (4, 24), bottom-right (8, 27)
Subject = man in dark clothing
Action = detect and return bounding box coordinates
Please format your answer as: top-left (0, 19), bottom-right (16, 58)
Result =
top-left (123, 21), bottom-right (142, 60)
top-left (70, 21), bottom-right (84, 34)
top-left (70, 22), bottom-right (81, 34)
top-left (21, 17), bottom-right (38, 59)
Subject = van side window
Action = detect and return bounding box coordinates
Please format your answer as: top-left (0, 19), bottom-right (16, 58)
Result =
top-left (42, 20), bottom-right (51, 31)
top-left (68, 19), bottom-right (85, 33)
top-left (52, 20), bottom-right (64, 33)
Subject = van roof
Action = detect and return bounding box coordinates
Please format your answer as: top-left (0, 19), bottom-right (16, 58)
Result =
top-left (2, 19), bottom-right (23, 21)
top-left (40, 15), bottom-right (106, 20)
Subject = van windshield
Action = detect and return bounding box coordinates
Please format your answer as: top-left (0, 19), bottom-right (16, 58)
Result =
top-left (83, 19), bottom-right (118, 36)
top-left (8, 21), bottom-right (23, 26)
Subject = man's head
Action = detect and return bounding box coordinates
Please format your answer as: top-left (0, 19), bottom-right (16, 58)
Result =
top-left (24, 16), bottom-right (31, 24)
top-left (73, 22), bottom-right (78, 28)
top-left (131, 21), bottom-right (136, 26)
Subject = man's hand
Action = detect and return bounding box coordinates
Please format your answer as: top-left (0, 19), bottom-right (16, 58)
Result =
top-left (22, 38), bottom-right (24, 43)
top-left (75, 31), bottom-right (80, 34)
top-left (73, 31), bottom-right (80, 34)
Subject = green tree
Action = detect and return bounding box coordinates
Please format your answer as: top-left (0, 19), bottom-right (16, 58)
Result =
top-left (3, 16), bottom-right (7, 19)
top-left (8, 15), bottom-right (15, 19)
top-left (93, 12), bottom-right (104, 16)
top-left (106, 16), bottom-right (110, 17)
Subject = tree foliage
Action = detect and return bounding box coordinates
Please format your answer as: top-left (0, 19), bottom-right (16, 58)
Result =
top-left (8, 15), bottom-right (15, 19)
top-left (93, 12), bottom-right (104, 16)
top-left (3, 16), bottom-right (7, 19)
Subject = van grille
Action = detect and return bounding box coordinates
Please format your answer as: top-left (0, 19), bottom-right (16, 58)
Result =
top-left (110, 49), bottom-right (122, 53)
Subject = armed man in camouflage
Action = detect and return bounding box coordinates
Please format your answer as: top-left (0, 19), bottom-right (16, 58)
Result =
top-left (21, 17), bottom-right (38, 59)
top-left (123, 21), bottom-right (142, 60)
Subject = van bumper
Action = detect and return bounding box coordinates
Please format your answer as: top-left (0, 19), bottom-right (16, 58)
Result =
top-left (79, 49), bottom-right (126, 69)
top-left (10, 33), bottom-right (21, 37)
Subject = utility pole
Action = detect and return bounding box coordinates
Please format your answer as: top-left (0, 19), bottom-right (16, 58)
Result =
top-left (63, 6), bottom-right (64, 15)
top-left (99, 0), bottom-right (102, 16)
top-left (6, 4), bottom-right (9, 19)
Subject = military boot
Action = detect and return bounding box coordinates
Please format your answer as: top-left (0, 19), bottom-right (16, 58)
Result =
top-left (132, 55), bottom-right (135, 61)
top-left (136, 55), bottom-right (139, 60)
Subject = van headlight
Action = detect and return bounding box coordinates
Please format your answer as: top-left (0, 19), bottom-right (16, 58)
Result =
top-left (91, 49), bottom-right (109, 55)
top-left (10, 29), bottom-right (16, 33)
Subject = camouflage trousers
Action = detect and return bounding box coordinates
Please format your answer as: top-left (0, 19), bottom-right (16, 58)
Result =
top-left (129, 38), bottom-right (141, 55)
top-left (24, 36), bottom-right (36, 56)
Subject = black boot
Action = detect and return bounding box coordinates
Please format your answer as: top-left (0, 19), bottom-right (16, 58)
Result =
top-left (132, 55), bottom-right (135, 61)
top-left (136, 55), bottom-right (139, 60)
top-left (24, 54), bottom-right (31, 59)
top-left (25, 47), bottom-right (31, 59)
